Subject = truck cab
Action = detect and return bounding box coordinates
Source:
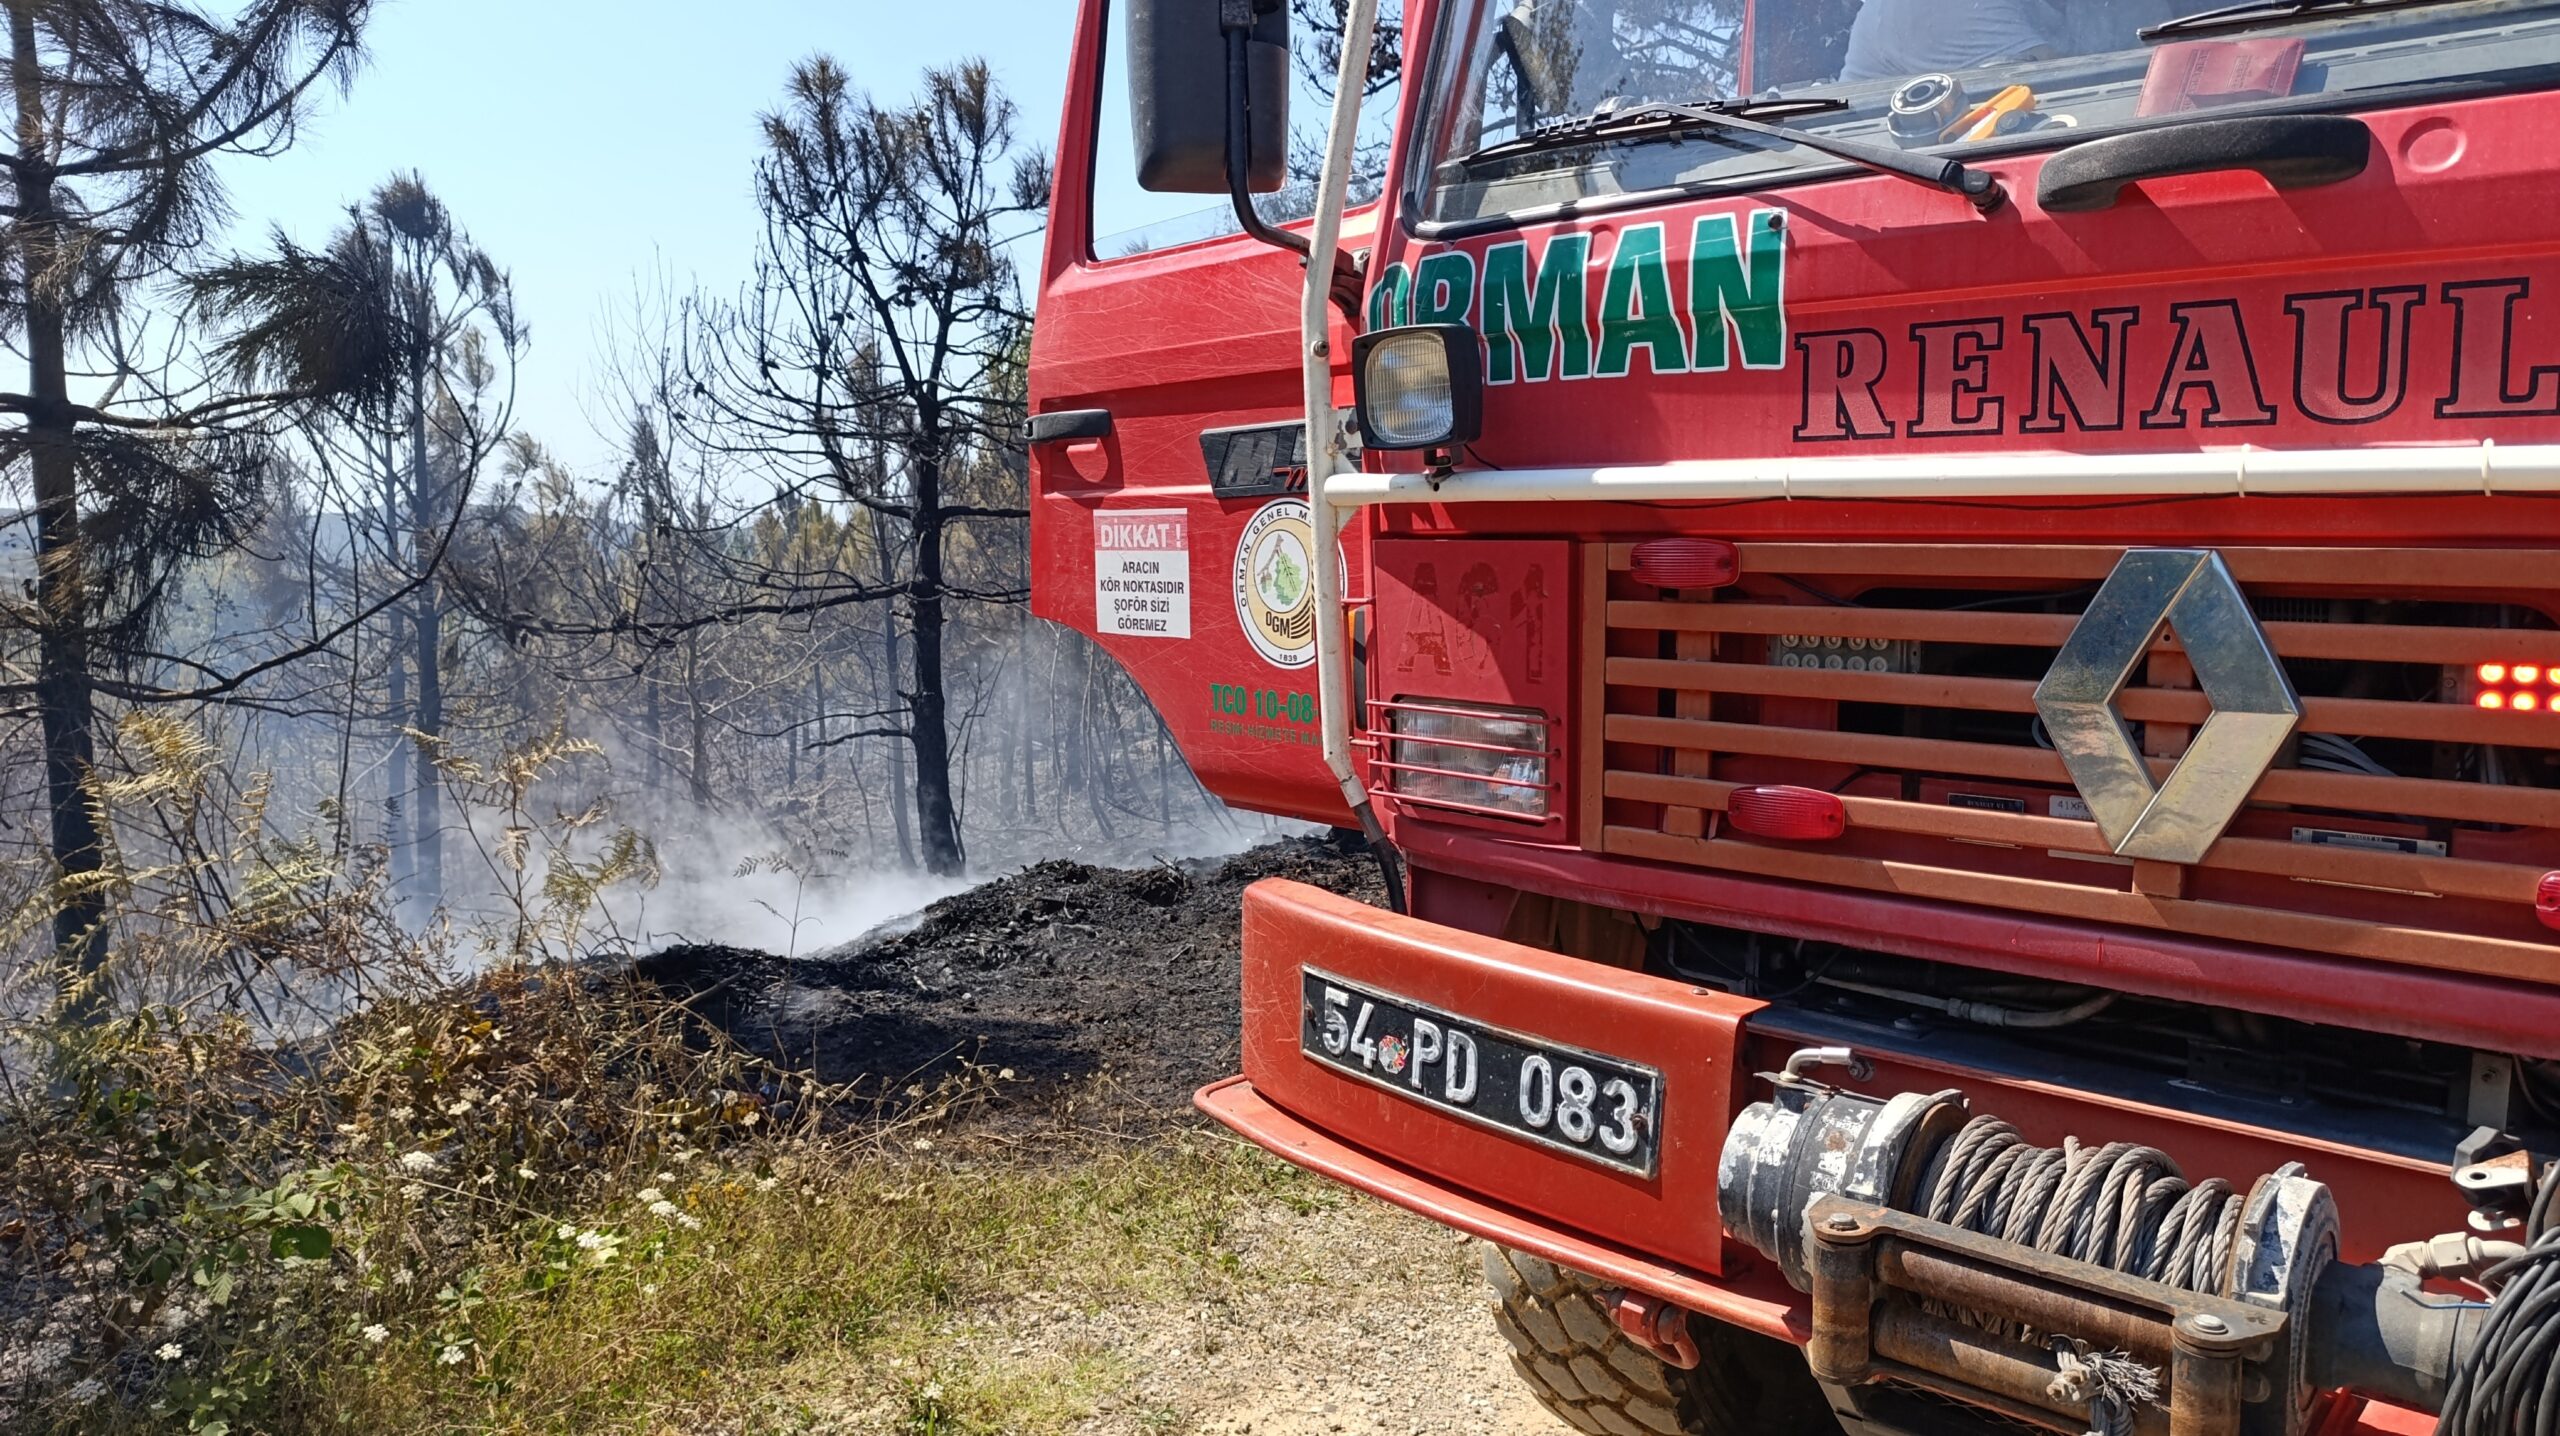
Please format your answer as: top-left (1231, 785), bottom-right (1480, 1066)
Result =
top-left (1029, 3), bottom-right (2560, 1432)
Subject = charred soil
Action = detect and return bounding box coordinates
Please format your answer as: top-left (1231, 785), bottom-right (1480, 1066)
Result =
top-left (630, 835), bottom-right (1384, 1120)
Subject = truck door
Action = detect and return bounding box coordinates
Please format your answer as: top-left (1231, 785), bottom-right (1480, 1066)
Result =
top-left (1027, 0), bottom-right (1384, 827)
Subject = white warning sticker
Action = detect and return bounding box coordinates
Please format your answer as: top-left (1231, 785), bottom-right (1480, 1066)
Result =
top-left (1095, 508), bottom-right (1191, 639)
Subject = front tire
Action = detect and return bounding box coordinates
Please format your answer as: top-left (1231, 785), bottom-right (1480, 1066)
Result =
top-left (1485, 1246), bottom-right (1836, 1436)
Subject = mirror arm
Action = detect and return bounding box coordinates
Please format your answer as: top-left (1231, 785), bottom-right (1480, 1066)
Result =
top-left (1222, 7), bottom-right (1368, 323)
top-left (1222, 12), bottom-right (1311, 259)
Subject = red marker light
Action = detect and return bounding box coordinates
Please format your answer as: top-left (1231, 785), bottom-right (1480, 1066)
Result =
top-left (2480, 663), bottom-right (2510, 684)
top-left (2520, 665), bottom-right (2546, 685)
top-left (1628, 538), bottom-right (1740, 591)
top-left (1728, 785), bottom-right (1848, 841)
top-left (2539, 872), bottom-right (2560, 933)
top-left (2521, 692), bottom-right (2545, 713)
top-left (2481, 691), bottom-right (2510, 710)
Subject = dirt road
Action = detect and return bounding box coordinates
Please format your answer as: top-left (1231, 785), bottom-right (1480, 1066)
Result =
top-left (1052, 1196), bottom-right (1557, 1436)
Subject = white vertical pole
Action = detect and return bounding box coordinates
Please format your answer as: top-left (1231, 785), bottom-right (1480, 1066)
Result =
top-left (1303, 0), bottom-right (1382, 825)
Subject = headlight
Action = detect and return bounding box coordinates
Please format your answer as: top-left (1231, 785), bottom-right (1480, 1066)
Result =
top-left (1378, 699), bottom-right (1550, 820)
top-left (1353, 325), bottom-right (1484, 452)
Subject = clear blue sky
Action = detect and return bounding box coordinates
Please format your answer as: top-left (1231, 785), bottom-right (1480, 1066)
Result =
top-left (220, 0), bottom-right (1132, 476)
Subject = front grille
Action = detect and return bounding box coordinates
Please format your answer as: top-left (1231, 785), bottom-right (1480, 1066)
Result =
top-left (1583, 542), bottom-right (2560, 985)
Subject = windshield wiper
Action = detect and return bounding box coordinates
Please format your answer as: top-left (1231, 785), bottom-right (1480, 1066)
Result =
top-left (1461, 95), bottom-right (2007, 213)
top-left (2142, 0), bottom-right (2483, 41)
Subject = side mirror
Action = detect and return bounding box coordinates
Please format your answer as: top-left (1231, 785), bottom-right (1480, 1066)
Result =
top-left (1127, 0), bottom-right (1290, 194)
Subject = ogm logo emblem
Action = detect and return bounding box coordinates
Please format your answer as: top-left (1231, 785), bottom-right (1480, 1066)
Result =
top-left (2033, 550), bottom-right (2301, 865)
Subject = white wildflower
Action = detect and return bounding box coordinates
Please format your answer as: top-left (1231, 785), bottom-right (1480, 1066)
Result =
top-left (653, 1171), bottom-right (676, 1185)
top-left (445, 1100), bottom-right (473, 1117)
top-left (675, 1212), bottom-right (702, 1231)
top-left (518, 1164), bottom-right (538, 1181)
top-left (361, 1324), bottom-right (389, 1345)
top-left (641, 1283), bottom-right (659, 1297)
top-left (335, 1123), bottom-right (360, 1136)
top-left (672, 1150), bottom-right (698, 1167)
top-left (912, 1139), bottom-right (934, 1152)
top-left (755, 1177), bottom-right (778, 1193)
top-left (648, 1200), bottom-right (679, 1220)
top-left (921, 1382), bottom-right (944, 1402)
top-left (155, 1343), bottom-right (183, 1362)
top-left (397, 1150), bottom-right (438, 1174)
top-left (556, 1224), bottom-right (577, 1241)
top-left (634, 1186), bottom-right (664, 1205)
top-left (437, 1345), bottom-right (465, 1367)
top-left (65, 1378), bottom-right (105, 1404)
top-left (574, 1231), bottom-right (608, 1251)
top-left (387, 1106), bottom-right (413, 1122)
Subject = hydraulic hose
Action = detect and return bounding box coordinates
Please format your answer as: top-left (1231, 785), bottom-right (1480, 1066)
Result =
top-left (2437, 1163), bottom-right (2560, 1436)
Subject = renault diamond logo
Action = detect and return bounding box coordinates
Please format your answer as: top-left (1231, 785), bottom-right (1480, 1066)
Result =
top-left (2033, 550), bottom-right (2300, 865)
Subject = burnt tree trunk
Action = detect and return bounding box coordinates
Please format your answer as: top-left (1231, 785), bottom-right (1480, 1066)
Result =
top-left (403, 266), bottom-right (445, 907)
top-left (873, 527), bottom-right (915, 868)
top-left (12, 9), bottom-right (106, 1004)
top-left (906, 428), bottom-right (963, 876)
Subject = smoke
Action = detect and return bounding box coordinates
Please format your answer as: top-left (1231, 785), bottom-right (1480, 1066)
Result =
top-left (591, 809), bottom-right (976, 958)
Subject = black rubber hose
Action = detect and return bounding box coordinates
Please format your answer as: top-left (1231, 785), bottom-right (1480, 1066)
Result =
top-left (2437, 1163), bottom-right (2560, 1436)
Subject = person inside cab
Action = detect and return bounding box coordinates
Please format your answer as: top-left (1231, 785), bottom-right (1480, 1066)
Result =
top-left (1840, 0), bottom-right (2185, 83)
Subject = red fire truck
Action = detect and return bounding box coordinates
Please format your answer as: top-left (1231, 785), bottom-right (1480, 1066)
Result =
top-left (1028, 2), bottom-right (2560, 1432)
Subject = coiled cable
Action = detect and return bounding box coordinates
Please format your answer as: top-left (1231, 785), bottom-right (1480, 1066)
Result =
top-left (1911, 1117), bottom-right (2247, 1296)
top-left (2437, 1162), bottom-right (2560, 1436)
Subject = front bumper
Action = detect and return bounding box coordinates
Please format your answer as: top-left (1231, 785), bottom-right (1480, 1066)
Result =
top-left (1217, 878), bottom-right (1766, 1282)
top-left (1200, 877), bottom-right (2449, 1436)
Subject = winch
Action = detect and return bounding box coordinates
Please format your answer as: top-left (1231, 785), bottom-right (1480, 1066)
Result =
top-left (1718, 1049), bottom-right (2523, 1436)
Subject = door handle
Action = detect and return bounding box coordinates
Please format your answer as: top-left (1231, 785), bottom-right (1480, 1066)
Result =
top-left (2036, 115), bottom-right (2371, 214)
top-left (1028, 408), bottom-right (1114, 443)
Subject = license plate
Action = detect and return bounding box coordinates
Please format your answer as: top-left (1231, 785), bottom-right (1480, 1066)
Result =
top-left (1298, 968), bottom-right (1662, 1177)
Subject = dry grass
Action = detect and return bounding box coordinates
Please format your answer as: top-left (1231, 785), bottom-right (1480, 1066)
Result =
top-left (1, 960), bottom-right (1331, 1436)
top-left (0, 719), bottom-right (1346, 1435)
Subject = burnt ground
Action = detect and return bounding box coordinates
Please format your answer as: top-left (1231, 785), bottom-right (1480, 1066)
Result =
top-left (629, 835), bottom-right (1384, 1119)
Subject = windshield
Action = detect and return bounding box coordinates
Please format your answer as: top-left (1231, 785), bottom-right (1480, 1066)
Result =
top-left (1417, 0), bottom-right (2560, 225)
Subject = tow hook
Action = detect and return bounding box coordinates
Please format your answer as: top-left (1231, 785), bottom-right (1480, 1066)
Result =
top-left (1605, 1290), bottom-right (1701, 1370)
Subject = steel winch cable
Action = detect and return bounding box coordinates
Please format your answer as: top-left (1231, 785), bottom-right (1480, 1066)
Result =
top-left (1897, 1117), bottom-right (2240, 1436)
top-left (1910, 1117), bottom-right (2247, 1298)
top-left (2437, 1163), bottom-right (2560, 1436)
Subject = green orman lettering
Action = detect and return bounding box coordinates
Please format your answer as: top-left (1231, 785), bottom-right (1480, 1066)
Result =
top-left (1482, 235), bottom-right (1592, 384)
top-left (1368, 262), bottom-right (1412, 331)
top-left (1412, 250), bottom-right (1475, 327)
top-left (1689, 211), bottom-right (1788, 372)
top-left (1595, 224), bottom-right (1688, 376)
